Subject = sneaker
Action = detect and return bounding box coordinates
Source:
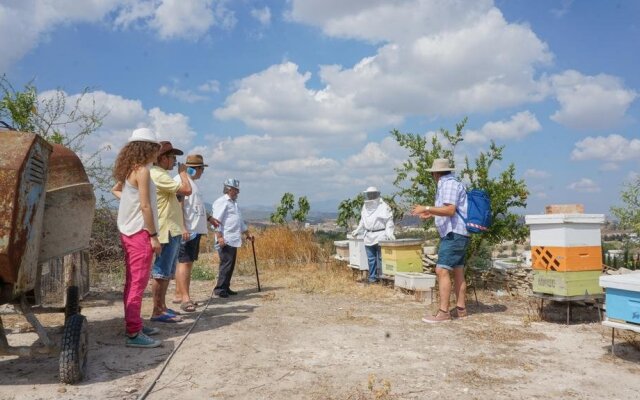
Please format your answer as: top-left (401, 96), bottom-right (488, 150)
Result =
top-left (451, 307), bottom-right (468, 319)
top-left (142, 326), bottom-right (160, 336)
top-left (227, 289), bottom-right (238, 295)
top-left (126, 332), bottom-right (162, 348)
top-left (421, 310), bottom-right (451, 324)
top-left (215, 291), bottom-right (229, 298)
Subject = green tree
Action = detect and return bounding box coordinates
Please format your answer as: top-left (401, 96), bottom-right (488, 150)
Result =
top-left (392, 117), bottom-right (529, 269)
top-left (270, 192), bottom-right (310, 227)
top-left (611, 175), bottom-right (640, 235)
top-left (336, 194), bottom-right (364, 231)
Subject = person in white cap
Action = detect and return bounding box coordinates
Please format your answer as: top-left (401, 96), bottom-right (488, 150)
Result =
top-left (211, 178), bottom-right (253, 298)
top-left (111, 127), bottom-right (163, 348)
top-left (352, 187), bottom-right (395, 283)
top-left (411, 158), bottom-right (469, 323)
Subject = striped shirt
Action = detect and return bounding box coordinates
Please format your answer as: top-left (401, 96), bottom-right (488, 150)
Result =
top-left (434, 174), bottom-right (468, 238)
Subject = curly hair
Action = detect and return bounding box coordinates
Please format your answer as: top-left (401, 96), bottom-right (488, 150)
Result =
top-left (113, 141), bottom-right (160, 182)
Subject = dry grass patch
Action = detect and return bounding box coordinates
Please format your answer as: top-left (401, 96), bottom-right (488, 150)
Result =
top-left (451, 369), bottom-right (513, 387)
top-left (336, 308), bottom-right (379, 326)
top-left (461, 320), bottom-right (549, 343)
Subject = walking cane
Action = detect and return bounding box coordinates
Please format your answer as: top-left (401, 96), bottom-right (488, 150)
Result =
top-left (251, 239), bottom-right (261, 292)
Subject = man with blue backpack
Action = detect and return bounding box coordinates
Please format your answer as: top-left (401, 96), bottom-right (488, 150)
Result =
top-left (412, 158), bottom-right (471, 323)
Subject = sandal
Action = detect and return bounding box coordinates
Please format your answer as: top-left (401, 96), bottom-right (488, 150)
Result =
top-left (180, 301), bottom-right (197, 313)
top-left (150, 312), bottom-right (182, 323)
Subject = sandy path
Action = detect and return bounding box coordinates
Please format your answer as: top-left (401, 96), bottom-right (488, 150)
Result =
top-left (1, 273), bottom-right (639, 400)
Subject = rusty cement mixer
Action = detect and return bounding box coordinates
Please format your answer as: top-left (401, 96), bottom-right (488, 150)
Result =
top-left (0, 129), bottom-right (95, 383)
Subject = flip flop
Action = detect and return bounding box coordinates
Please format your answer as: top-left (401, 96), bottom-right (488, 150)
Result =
top-left (180, 301), bottom-right (197, 313)
top-left (166, 308), bottom-right (182, 316)
top-left (150, 312), bottom-right (182, 323)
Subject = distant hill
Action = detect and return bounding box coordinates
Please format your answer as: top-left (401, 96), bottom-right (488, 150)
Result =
top-left (206, 202), bottom-right (337, 223)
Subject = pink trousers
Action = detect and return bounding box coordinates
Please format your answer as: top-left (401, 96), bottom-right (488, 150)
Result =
top-left (120, 230), bottom-right (153, 335)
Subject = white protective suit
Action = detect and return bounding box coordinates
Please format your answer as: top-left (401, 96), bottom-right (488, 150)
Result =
top-left (352, 199), bottom-right (395, 246)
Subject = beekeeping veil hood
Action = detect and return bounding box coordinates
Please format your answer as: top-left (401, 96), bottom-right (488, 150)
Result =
top-left (363, 186), bottom-right (381, 212)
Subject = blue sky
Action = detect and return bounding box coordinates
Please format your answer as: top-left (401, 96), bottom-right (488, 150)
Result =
top-left (1, 0), bottom-right (638, 215)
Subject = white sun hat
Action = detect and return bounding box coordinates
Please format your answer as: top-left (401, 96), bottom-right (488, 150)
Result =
top-left (128, 127), bottom-right (159, 144)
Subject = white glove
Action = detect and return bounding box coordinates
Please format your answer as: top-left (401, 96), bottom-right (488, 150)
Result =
top-left (351, 230), bottom-right (359, 238)
top-left (386, 233), bottom-right (396, 240)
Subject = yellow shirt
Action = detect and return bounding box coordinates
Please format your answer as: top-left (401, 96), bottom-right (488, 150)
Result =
top-left (150, 165), bottom-right (183, 243)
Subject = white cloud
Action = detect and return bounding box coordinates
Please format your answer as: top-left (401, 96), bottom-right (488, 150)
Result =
top-left (150, 0), bottom-right (235, 40)
top-left (149, 107), bottom-right (196, 149)
top-left (568, 178), bottom-right (600, 193)
top-left (549, 70), bottom-right (637, 131)
top-left (0, 0), bottom-right (121, 72)
top-left (571, 134), bottom-right (640, 162)
top-left (214, 61), bottom-right (401, 137)
top-left (345, 137), bottom-right (406, 169)
top-left (287, 0), bottom-right (494, 44)
top-left (524, 169), bottom-right (549, 179)
top-left (0, 0), bottom-right (237, 72)
top-left (198, 80), bottom-right (220, 93)
top-left (269, 157), bottom-right (339, 176)
top-left (159, 85), bottom-right (209, 103)
top-left (251, 6), bottom-right (271, 26)
top-left (464, 111), bottom-right (541, 144)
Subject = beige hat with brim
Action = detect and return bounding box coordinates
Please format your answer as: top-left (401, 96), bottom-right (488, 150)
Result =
top-left (426, 158), bottom-right (455, 172)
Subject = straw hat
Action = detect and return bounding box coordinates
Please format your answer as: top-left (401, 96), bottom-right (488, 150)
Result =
top-left (426, 158), bottom-right (455, 172)
top-left (185, 154), bottom-right (208, 167)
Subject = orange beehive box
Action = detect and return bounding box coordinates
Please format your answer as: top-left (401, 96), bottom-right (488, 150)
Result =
top-left (531, 246), bottom-right (602, 272)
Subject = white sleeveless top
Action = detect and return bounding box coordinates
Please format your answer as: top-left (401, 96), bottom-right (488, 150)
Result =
top-left (117, 169), bottom-right (159, 236)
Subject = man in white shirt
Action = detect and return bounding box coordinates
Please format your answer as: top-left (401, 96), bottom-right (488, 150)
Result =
top-left (173, 154), bottom-right (217, 312)
top-left (211, 178), bottom-right (253, 298)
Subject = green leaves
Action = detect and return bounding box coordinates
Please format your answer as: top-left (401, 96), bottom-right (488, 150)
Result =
top-left (611, 175), bottom-right (640, 235)
top-left (336, 194), bottom-right (364, 230)
top-left (391, 117), bottom-right (529, 268)
top-left (270, 192), bottom-right (311, 226)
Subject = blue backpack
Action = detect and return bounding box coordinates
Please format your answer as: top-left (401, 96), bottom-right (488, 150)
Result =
top-left (456, 188), bottom-right (492, 234)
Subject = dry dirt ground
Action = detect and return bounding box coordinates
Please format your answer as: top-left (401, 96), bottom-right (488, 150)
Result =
top-left (1, 265), bottom-right (640, 400)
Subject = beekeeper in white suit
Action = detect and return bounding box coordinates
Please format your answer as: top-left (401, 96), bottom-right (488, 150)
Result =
top-left (352, 187), bottom-right (395, 283)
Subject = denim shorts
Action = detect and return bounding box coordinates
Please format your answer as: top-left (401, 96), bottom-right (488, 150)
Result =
top-left (437, 232), bottom-right (470, 270)
top-left (152, 234), bottom-right (181, 279)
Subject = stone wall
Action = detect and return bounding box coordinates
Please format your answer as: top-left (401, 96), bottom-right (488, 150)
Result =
top-left (423, 263), bottom-right (533, 296)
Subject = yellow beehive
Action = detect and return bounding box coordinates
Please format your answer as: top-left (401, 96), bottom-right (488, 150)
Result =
top-left (379, 239), bottom-right (423, 276)
top-left (532, 270), bottom-right (603, 296)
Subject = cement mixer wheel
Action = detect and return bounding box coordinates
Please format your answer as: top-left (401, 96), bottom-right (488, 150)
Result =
top-left (64, 286), bottom-right (80, 320)
top-left (59, 314), bottom-right (88, 384)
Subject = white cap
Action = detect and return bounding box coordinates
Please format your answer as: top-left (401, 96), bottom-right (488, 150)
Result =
top-left (224, 178), bottom-right (240, 190)
top-left (128, 128), bottom-right (159, 144)
top-left (364, 186), bottom-right (379, 193)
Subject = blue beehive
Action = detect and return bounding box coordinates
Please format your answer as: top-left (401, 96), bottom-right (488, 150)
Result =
top-left (600, 273), bottom-right (640, 324)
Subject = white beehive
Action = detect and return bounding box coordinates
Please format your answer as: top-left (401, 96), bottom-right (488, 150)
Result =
top-left (525, 214), bottom-right (604, 247)
top-left (394, 272), bottom-right (436, 291)
top-left (347, 235), bottom-right (368, 271)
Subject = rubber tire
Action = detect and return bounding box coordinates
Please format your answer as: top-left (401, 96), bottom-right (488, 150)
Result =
top-left (64, 286), bottom-right (80, 320)
top-left (59, 314), bottom-right (89, 384)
